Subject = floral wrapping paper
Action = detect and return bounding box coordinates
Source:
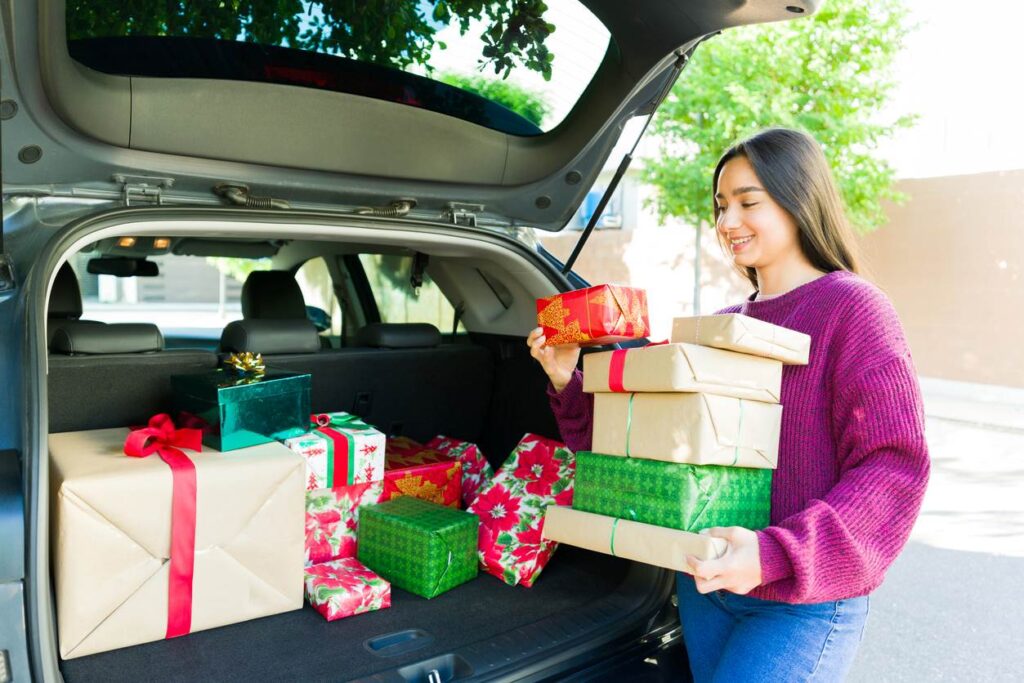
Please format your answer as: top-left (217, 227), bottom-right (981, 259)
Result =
top-left (357, 497), bottom-right (479, 599)
top-left (283, 412), bottom-right (385, 490)
top-left (425, 435), bottom-right (495, 507)
top-left (468, 433), bottom-right (575, 587)
top-left (536, 285), bottom-right (649, 347)
top-left (304, 557), bottom-right (391, 621)
top-left (382, 438), bottom-right (462, 508)
top-left (305, 481), bottom-right (385, 565)
top-left (573, 451), bottom-right (772, 532)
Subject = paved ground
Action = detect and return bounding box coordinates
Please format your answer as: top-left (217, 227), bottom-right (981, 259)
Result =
top-left (849, 378), bottom-right (1024, 682)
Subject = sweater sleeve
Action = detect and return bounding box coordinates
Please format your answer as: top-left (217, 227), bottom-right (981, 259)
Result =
top-left (755, 352), bottom-right (930, 602)
top-left (545, 369), bottom-right (594, 452)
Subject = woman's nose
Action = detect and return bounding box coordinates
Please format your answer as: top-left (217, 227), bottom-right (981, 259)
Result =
top-left (718, 207), bottom-right (740, 232)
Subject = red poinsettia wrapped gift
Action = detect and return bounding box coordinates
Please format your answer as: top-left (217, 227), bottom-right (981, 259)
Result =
top-left (536, 285), bottom-right (649, 347)
top-left (468, 433), bottom-right (575, 587)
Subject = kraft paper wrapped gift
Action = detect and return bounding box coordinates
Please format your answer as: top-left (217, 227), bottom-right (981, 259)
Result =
top-left (672, 314), bottom-right (811, 365)
top-left (49, 427), bottom-right (305, 659)
top-left (582, 342), bottom-right (782, 403)
top-left (541, 506), bottom-right (727, 573)
top-left (591, 392), bottom-right (782, 468)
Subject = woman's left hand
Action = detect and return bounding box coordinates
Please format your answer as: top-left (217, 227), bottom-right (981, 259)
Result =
top-left (686, 526), bottom-right (763, 595)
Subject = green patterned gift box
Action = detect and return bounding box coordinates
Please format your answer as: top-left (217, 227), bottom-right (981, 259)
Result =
top-left (573, 451), bottom-right (772, 531)
top-left (358, 496), bottom-right (479, 599)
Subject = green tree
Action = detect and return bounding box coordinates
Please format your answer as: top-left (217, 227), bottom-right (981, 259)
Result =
top-left (440, 72), bottom-right (549, 126)
top-left (645, 0), bottom-right (914, 235)
top-left (205, 257), bottom-right (272, 284)
top-left (67, 0), bottom-right (557, 80)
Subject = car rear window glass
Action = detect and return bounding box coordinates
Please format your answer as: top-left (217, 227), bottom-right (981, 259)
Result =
top-left (65, 0), bottom-right (611, 136)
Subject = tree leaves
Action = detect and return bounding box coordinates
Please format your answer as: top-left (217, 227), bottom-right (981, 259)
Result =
top-left (66, 0), bottom-right (556, 80)
top-left (644, 0), bottom-right (914, 234)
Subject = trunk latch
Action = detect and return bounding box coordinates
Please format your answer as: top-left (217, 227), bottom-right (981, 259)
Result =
top-left (114, 174), bottom-right (174, 206)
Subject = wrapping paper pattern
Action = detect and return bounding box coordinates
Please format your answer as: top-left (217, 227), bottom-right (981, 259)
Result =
top-left (425, 435), bottom-right (495, 507)
top-left (305, 482), bottom-right (385, 565)
top-left (383, 438), bottom-right (462, 508)
top-left (537, 285), bottom-right (649, 347)
top-left (573, 451), bottom-right (771, 531)
top-left (468, 433), bottom-right (575, 587)
top-left (284, 413), bottom-right (385, 490)
top-left (304, 557), bottom-right (391, 621)
top-left (358, 497), bottom-right (479, 599)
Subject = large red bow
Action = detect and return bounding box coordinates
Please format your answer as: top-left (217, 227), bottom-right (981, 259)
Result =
top-left (124, 413), bottom-right (202, 639)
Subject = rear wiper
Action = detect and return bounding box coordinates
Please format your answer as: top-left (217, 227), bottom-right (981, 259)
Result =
top-left (561, 51), bottom-right (691, 275)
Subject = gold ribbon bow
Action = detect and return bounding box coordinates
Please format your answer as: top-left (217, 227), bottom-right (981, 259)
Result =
top-left (225, 351), bottom-right (266, 379)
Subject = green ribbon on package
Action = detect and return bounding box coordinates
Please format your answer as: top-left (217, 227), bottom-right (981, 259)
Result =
top-left (311, 412), bottom-right (377, 488)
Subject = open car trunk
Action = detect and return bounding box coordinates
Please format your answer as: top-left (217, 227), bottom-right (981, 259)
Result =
top-left (37, 216), bottom-right (677, 682)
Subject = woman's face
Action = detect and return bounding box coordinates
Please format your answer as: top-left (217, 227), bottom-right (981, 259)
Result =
top-left (715, 155), bottom-right (802, 271)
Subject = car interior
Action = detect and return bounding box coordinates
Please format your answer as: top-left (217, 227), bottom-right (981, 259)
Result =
top-left (44, 233), bottom-right (677, 682)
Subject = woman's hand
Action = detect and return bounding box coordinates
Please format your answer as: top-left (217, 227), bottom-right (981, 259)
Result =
top-left (687, 526), bottom-right (763, 595)
top-left (527, 327), bottom-right (581, 393)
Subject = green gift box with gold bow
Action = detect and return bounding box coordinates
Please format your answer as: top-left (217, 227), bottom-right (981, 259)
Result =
top-left (573, 451), bottom-right (772, 531)
top-left (358, 497), bottom-right (479, 599)
top-left (170, 364), bottom-right (311, 452)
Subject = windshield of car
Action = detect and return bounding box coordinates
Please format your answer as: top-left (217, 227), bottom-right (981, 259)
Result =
top-left (65, 0), bottom-right (611, 136)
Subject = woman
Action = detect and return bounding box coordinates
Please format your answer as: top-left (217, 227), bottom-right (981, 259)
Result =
top-left (527, 128), bottom-right (929, 681)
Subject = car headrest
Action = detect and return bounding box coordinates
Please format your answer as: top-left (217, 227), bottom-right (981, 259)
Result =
top-left (355, 323), bottom-right (442, 349)
top-left (220, 319), bottom-right (321, 355)
top-left (241, 271), bottom-right (307, 320)
top-left (50, 263), bottom-right (83, 320)
top-left (49, 322), bottom-right (164, 355)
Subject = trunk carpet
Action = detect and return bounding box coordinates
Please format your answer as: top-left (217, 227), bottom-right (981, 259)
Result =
top-left (60, 547), bottom-right (630, 682)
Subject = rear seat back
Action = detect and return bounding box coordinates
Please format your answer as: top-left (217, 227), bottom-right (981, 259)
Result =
top-left (46, 263), bottom-right (219, 432)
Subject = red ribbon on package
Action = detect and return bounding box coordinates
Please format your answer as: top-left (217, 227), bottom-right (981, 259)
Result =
top-left (123, 413), bottom-right (202, 639)
top-left (606, 341), bottom-right (669, 392)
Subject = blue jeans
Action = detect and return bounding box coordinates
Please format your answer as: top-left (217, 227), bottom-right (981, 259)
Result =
top-left (676, 574), bottom-right (870, 682)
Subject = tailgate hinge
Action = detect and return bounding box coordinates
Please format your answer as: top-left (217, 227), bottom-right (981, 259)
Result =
top-left (445, 202), bottom-right (483, 227)
top-left (114, 174), bottom-right (175, 206)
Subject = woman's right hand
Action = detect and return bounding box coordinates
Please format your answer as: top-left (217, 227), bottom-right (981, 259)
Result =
top-left (527, 327), bottom-right (581, 393)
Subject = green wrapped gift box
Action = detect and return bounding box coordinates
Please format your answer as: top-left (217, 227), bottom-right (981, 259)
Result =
top-left (358, 497), bottom-right (479, 599)
top-left (170, 370), bottom-right (311, 451)
top-left (573, 451), bottom-right (772, 531)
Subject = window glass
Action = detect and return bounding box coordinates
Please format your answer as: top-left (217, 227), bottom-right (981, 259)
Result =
top-left (71, 252), bottom-right (273, 340)
top-left (359, 254), bottom-right (464, 333)
top-left (66, 0), bottom-right (610, 135)
top-left (295, 257), bottom-right (343, 337)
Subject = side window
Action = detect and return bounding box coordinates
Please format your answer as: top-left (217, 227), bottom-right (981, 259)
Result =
top-left (295, 257), bottom-right (343, 337)
top-left (358, 254), bottom-right (465, 333)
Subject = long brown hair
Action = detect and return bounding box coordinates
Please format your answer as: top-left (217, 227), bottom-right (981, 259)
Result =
top-left (712, 128), bottom-right (861, 290)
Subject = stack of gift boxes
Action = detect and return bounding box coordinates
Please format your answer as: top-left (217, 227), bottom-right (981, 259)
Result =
top-left (541, 287), bottom-right (812, 574)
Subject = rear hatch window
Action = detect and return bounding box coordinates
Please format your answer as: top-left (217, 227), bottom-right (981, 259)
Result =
top-left (66, 0), bottom-right (611, 135)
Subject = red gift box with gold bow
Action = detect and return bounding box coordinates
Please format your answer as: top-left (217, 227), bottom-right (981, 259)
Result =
top-left (536, 285), bottom-right (649, 347)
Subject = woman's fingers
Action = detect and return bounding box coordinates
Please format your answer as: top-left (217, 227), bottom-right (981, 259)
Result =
top-left (526, 327), bottom-right (544, 346)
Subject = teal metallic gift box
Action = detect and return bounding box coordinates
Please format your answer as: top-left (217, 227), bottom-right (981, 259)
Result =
top-left (171, 370), bottom-right (311, 451)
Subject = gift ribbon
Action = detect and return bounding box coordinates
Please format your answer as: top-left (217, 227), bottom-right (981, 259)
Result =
top-left (123, 413), bottom-right (202, 639)
top-left (624, 392), bottom-right (636, 458)
top-left (606, 340), bottom-right (669, 392)
top-left (609, 518), bottom-right (620, 556)
top-left (312, 413), bottom-right (377, 487)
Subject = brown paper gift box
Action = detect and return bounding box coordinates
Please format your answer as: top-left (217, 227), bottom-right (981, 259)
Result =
top-left (591, 392), bottom-right (782, 468)
top-left (49, 428), bottom-right (305, 659)
top-left (582, 342), bottom-right (782, 403)
top-left (672, 314), bottom-right (811, 365)
top-left (541, 506), bottom-right (727, 572)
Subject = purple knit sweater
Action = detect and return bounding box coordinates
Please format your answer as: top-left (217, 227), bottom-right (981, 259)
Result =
top-left (547, 271), bottom-right (930, 604)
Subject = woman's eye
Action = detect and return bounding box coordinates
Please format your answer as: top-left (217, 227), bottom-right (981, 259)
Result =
top-left (741, 202), bottom-right (759, 208)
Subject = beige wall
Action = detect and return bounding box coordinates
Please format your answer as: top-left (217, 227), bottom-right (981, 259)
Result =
top-left (540, 169), bottom-right (1024, 387)
top-left (860, 170), bottom-right (1024, 387)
